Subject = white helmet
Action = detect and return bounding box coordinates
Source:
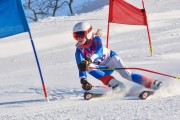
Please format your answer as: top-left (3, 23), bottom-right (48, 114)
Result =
top-left (73, 22), bottom-right (93, 40)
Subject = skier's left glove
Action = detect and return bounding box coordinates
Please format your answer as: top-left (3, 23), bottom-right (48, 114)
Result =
top-left (81, 78), bottom-right (92, 91)
top-left (78, 59), bottom-right (92, 71)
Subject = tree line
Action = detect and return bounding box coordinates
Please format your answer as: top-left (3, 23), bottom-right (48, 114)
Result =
top-left (23, 0), bottom-right (91, 21)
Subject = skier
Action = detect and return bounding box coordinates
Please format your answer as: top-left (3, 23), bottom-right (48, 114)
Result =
top-left (73, 22), bottom-right (162, 92)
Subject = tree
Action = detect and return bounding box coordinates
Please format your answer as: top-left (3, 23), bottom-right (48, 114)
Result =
top-left (52, 0), bottom-right (73, 16)
top-left (23, 0), bottom-right (74, 21)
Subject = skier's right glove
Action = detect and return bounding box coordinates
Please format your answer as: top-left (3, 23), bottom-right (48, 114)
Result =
top-left (78, 60), bottom-right (89, 71)
top-left (78, 59), bottom-right (92, 72)
top-left (81, 78), bottom-right (92, 91)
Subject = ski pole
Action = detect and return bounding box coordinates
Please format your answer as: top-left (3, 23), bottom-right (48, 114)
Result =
top-left (88, 67), bottom-right (180, 80)
top-left (92, 85), bottom-right (109, 88)
top-left (92, 85), bottom-right (112, 90)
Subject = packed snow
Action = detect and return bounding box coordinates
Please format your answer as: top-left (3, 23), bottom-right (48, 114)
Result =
top-left (0, 0), bottom-right (180, 119)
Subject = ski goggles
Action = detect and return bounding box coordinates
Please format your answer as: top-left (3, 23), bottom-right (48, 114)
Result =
top-left (73, 31), bottom-right (86, 40)
top-left (73, 26), bottom-right (92, 40)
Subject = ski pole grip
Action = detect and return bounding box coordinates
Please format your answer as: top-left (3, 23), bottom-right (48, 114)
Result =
top-left (175, 76), bottom-right (179, 80)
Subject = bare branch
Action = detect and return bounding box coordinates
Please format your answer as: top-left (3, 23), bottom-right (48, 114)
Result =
top-left (23, 0), bottom-right (75, 21)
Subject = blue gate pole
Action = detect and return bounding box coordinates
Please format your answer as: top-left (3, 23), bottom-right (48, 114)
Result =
top-left (28, 31), bottom-right (49, 102)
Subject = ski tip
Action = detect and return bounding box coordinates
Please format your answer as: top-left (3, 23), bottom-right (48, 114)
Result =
top-left (139, 91), bottom-right (154, 100)
top-left (84, 92), bottom-right (93, 100)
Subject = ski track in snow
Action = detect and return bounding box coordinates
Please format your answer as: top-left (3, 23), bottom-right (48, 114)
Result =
top-left (1, 95), bottom-right (180, 120)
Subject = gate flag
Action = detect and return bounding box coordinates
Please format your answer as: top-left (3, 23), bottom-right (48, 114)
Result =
top-left (0, 0), bottom-right (49, 102)
top-left (109, 0), bottom-right (146, 25)
top-left (0, 0), bottom-right (29, 38)
top-left (107, 0), bottom-right (153, 56)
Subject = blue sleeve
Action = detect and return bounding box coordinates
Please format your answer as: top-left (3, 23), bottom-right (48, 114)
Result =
top-left (91, 36), bottom-right (103, 61)
top-left (75, 48), bottom-right (87, 79)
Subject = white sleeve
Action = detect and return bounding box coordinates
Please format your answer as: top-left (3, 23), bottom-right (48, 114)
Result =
top-left (90, 54), bottom-right (99, 62)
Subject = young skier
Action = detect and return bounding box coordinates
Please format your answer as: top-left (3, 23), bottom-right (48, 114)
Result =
top-left (73, 22), bottom-right (162, 92)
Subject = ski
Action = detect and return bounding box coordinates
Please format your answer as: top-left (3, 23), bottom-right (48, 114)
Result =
top-left (84, 92), bottom-right (105, 100)
top-left (84, 90), bottom-right (155, 100)
top-left (138, 90), bottom-right (155, 100)
top-left (83, 85), bottom-right (156, 100)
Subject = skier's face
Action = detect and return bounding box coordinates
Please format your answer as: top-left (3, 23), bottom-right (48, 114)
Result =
top-left (77, 37), bottom-right (86, 45)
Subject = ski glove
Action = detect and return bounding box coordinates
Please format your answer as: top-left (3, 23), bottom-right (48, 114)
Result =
top-left (85, 58), bottom-right (92, 63)
top-left (78, 59), bottom-right (92, 71)
top-left (81, 78), bottom-right (92, 91)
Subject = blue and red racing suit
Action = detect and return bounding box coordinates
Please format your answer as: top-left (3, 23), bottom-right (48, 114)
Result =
top-left (75, 36), bottom-right (155, 88)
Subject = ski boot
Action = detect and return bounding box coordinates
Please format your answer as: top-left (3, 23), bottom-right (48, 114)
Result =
top-left (108, 78), bottom-right (126, 92)
top-left (150, 80), bottom-right (163, 90)
top-left (139, 80), bottom-right (163, 100)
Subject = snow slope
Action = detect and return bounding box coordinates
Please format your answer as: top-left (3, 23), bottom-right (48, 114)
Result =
top-left (0, 0), bottom-right (180, 119)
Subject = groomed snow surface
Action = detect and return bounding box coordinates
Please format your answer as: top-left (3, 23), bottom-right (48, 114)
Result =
top-left (0, 0), bottom-right (180, 119)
